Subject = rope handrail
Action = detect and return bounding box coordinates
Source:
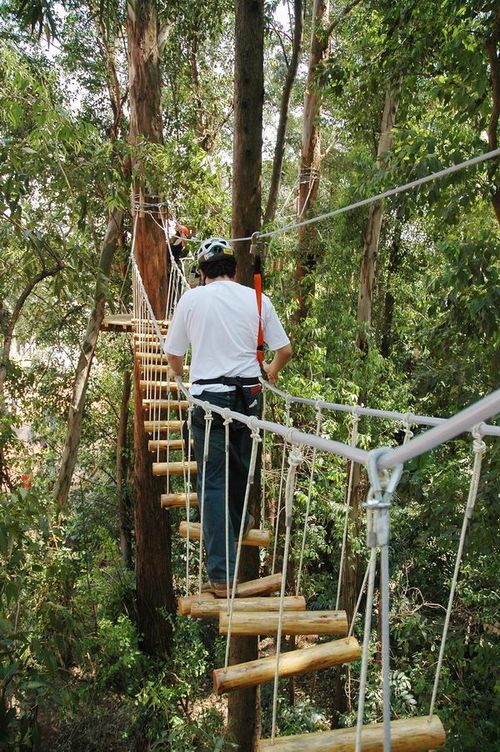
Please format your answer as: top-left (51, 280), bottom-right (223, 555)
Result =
top-left (263, 380), bottom-right (500, 437)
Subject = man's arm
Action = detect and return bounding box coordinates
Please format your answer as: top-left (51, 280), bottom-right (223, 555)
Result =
top-left (263, 343), bottom-right (292, 384)
top-left (166, 353), bottom-right (185, 377)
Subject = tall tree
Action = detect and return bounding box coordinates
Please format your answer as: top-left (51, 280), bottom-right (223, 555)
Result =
top-left (263, 0), bottom-right (303, 226)
top-left (127, 0), bottom-right (176, 655)
top-left (230, 1), bottom-right (264, 747)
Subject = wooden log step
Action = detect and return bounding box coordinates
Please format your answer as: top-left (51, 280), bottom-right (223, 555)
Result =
top-left (152, 461), bottom-right (197, 477)
top-left (213, 637), bottom-right (360, 694)
top-left (149, 439), bottom-right (185, 451)
top-left (143, 420), bottom-right (183, 433)
top-left (142, 399), bottom-right (189, 411)
top-left (133, 333), bottom-right (166, 342)
top-left (161, 491), bottom-right (198, 508)
top-left (219, 610), bottom-right (348, 637)
top-left (142, 364), bottom-right (190, 374)
top-left (135, 352), bottom-right (169, 362)
top-left (258, 715), bottom-right (446, 752)
top-left (191, 596), bottom-right (306, 619)
top-left (177, 592), bottom-right (215, 616)
top-left (131, 317), bottom-right (169, 326)
top-left (179, 521), bottom-right (269, 548)
top-left (140, 380), bottom-right (191, 391)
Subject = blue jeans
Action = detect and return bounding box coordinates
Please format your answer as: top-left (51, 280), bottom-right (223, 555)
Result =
top-left (191, 388), bottom-right (261, 584)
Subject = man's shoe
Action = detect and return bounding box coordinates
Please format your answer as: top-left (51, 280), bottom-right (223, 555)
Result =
top-left (210, 581), bottom-right (230, 598)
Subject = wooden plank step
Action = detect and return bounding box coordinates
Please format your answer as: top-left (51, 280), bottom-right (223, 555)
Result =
top-left (179, 521), bottom-right (269, 548)
top-left (131, 317), bottom-right (169, 327)
top-left (143, 420), bottom-right (183, 433)
top-left (150, 439), bottom-right (186, 451)
top-left (140, 380), bottom-right (191, 391)
top-left (135, 352), bottom-right (169, 362)
top-left (152, 461), bottom-right (197, 477)
top-left (213, 637), bottom-right (360, 694)
top-left (133, 332), bottom-right (167, 340)
top-left (142, 364), bottom-right (189, 374)
top-left (161, 492), bottom-right (198, 509)
top-left (142, 399), bottom-right (189, 410)
top-left (258, 715), bottom-right (446, 752)
top-left (219, 610), bottom-right (348, 636)
top-left (190, 595), bottom-right (306, 619)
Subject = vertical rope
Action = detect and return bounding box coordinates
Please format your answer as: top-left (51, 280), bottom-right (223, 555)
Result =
top-left (355, 547), bottom-right (377, 752)
top-left (271, 444), bottom-right (303, 741)
top-left (428, 426), bottom-right (486, 717)
top-left (185, 403), bottom-right (194, 595)
top-left (272, 397), bottom-right (291, 574)
top-left (224, 424), bottom-right (261, 668)
top-left (223, 410), bottom-right (232, 604)
top-left (296, 404), bottom-right (323, 595)
top-left (336, 408), bottom-right (360, 610)
top-left (197, 407), bottom-right (213, 595)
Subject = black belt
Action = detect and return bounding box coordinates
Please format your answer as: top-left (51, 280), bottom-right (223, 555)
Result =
top-left (192, 376), bottom-right (261, 413)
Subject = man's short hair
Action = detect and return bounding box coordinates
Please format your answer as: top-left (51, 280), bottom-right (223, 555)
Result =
top-left (200, 256), bottom-right (237, 279)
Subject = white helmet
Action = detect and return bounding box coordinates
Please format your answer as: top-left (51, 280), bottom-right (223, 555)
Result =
top-left (197, 237), bottom-right (234, 264)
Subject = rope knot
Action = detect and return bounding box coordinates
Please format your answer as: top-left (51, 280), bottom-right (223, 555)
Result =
top-left (248, 417), bottom-right (261, 440)
top-left (222, 408), bottom-right (233, 426)
top-left (288, 446), bottom-right (303, 468)
top-left (471, 424), bottom-right (486, 455)
top-left (284, 427), bottom-right (296, 444)
top-left (203, 406), bottom-right (213, 423)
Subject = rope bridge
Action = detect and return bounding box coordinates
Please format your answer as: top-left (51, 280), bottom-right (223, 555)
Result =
top-left (103, 149), bottom-right (500, 750)
top-left (119, 209), bottom-right (500, 752)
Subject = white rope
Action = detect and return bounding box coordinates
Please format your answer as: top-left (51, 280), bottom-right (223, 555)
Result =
top-left (135, 148), bottom-right (500, 243)
top-left (272, 399), bottom-right (292, 574)
top-left (336, 409), bottom-right (360, 610)
top-left (197, 407), bottom-right (213, 595)
top-left (223, 410), bottom-right (233, 604)
top-left (296, 404), bottom-right (323, 595)
top-left (185, 404), bottom-right (194, 595)
top-left (428, 426), bottom-right (487, 717)
top-left (355, 547), bottom-right (377, 752)
top-left (224, 423), bottom-right (262, 668)
top-left (271, 445), bottom-right (303, 741)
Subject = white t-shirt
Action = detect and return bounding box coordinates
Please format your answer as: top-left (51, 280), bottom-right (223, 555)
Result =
top-left (165, 280), bottom-right (290, 395)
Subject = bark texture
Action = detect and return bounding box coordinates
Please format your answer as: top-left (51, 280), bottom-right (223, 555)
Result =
top-left (54, 210), bottom-right (122, 506)
top-left (229, 1), bottom-right (264, 747)
top-left (127, 0), bottom-right (175, 656)
top-left (232, 0), bottom-right (264, 288)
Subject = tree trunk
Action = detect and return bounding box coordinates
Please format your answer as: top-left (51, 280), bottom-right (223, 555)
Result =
top-left (117, 369), bottom-right (132, 568)
top-left (294, 0), bottom-right (328, 323)
top-left (355, 85), bottom-right (400, 352)
top-left (232, 0), bottom-right (264, 289)
top-left (229, 1), bottom-right (264, 748)
top-left (53, 209), bottom-right (123, 506)
top-left (127, 0), bottom-right (176, 656)
top-left (381, 211), bottom-right (404, 358)
top-left (263, 0), bottom-right (303, 226)
top-left (486, 5), bottom-right (500, 225)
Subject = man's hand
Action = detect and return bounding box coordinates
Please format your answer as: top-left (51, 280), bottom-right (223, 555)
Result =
top-left (262, 361), bottom-right (278, 384)
top-left (262, 343), bottom-right (292, 384)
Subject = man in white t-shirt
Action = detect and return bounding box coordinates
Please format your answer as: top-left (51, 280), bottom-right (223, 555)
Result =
top-left (165, 237), bottom-right (292, 595)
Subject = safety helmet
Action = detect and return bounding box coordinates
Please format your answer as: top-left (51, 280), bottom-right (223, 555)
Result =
top-left (197, 237), bottom-right (234, 264)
